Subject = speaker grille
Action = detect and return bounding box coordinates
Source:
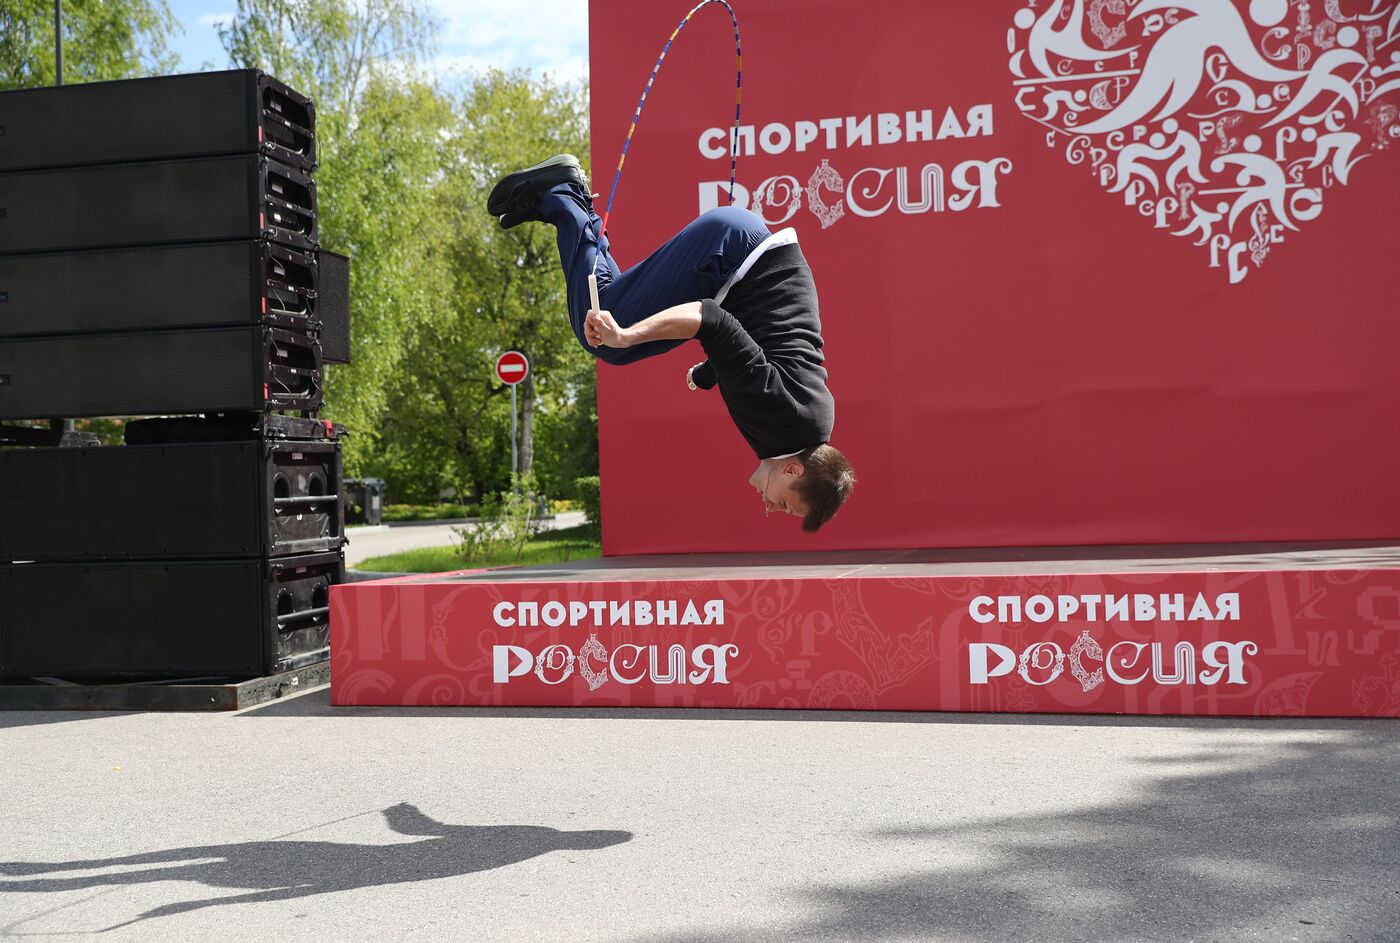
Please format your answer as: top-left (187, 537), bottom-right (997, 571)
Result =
top-left (0, 241), bottom-right (259, 337)
top-left (0, 156), bottom-right (257, 256)
top-left (318, 249), bottom-right (350, 364)
top-left (0, 327), bottom-right (267, 419)
top-left (0, 559), bottom-right (266, 676)
top-left (0, 441), bottom-right (343, 561)
top-left (0, 552), bottom-right (341, 677)
top-left (0, 70), bottom-right (316, 173)
top-left (0, 442), bottom-right (257, 559)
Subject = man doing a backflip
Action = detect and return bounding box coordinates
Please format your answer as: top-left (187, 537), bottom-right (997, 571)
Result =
top-left (488, 154), bottom-right (855, 532)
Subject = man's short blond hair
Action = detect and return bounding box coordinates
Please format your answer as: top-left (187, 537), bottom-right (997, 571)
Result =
top-left (792, 444), bottom-right (856, 533)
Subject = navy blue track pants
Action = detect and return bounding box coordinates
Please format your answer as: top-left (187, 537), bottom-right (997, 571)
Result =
top-left (538, 184), bottom-right (770, 365)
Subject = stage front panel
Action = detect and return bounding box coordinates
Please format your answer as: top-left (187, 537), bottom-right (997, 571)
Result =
top-left (331, 563), bottom-right (1400, 717)
top-left (588, 0), bottom-right (1400, 554)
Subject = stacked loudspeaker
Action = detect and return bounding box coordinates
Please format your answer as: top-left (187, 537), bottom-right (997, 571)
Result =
top-left (0, 70), bottom-right (351, 679)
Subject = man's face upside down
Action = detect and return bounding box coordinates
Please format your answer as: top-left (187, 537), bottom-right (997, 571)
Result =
top-left (750, 459), bottom-right (810, 521)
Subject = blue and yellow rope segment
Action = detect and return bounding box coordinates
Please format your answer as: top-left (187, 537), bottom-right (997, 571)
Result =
top-left (599, 0), bottom-right (742, 238)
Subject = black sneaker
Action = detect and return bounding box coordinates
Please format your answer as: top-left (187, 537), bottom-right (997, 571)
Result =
top-left (487, 154), bottom-right (589, 223)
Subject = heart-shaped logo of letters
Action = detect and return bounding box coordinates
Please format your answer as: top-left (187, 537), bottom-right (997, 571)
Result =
top-left (1008, 0), bottom-right (1400, 284)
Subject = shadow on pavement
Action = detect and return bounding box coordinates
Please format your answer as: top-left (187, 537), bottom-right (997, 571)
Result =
top-left (642, 724), bottom-right (1400, 943)
top-left (0, 803), bottom-right (629, 932)
top-left (0, 710), bottom-right (140, 731)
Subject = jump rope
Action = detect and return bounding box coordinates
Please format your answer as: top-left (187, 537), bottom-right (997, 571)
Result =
top-left (588, 0), bottom-right (744, 316)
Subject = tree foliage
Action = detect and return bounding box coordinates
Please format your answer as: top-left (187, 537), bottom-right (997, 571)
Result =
top-left (376, 71), bottom-right (594, 502)
top-left (214, 0), bottom-right (435, 122)
top-left (1, 0), bottom-right (182, 89)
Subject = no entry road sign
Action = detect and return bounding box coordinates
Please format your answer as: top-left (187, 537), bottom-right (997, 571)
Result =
top-left (498, 350), bottom-right (530, 476)
top-left (496, 351), bottom-right (529, 386)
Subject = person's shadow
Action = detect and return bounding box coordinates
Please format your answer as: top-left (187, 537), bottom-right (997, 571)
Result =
top-left (0, 803), bottom-right (630, 930)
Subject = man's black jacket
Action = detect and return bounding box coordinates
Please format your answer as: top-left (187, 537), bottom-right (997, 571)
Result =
top-left (690, 243), bottom-right (834, 458)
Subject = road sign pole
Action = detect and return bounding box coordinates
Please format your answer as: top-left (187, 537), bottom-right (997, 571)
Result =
top-left (55, 0), bottom-right (63, 86)
top-left (495, 351), bottom-right (529, 494)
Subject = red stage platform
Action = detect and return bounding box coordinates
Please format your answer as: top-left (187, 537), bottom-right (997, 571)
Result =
top-left (330, 542), bottom-right (1400, 718)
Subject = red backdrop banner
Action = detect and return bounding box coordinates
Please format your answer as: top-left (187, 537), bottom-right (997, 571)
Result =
top-left (587, 0), bottom-right (1400, 555)
top-left (330, 566), bottom-right (1400, 717)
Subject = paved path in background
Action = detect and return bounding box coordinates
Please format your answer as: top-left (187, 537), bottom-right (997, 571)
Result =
top-left (0, 699), bottom-right (1396, 942)
top-left (344, 511), bottom-right (587, 567)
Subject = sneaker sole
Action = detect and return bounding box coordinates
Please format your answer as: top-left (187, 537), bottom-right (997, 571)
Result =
top-left (486, 154), bottom-right (586, 216)
top-left (498, 209), bottom-right (537, 230)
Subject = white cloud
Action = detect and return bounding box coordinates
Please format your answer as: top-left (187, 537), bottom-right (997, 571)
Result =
top-left (197, 11), bottom-right (235, 28)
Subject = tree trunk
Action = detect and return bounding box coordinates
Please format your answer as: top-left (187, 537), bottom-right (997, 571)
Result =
top-left (520, 367), bottom-right (536, 477)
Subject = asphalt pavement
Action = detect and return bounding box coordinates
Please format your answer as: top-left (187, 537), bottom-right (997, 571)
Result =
top-left (2, 694), bottom-right (1396, 941)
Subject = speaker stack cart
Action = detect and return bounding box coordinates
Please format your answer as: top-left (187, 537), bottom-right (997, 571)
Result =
top-left (0, 71), bottom-right (352, 695)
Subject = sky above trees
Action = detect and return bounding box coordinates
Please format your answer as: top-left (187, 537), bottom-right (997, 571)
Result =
top-left (163, 0), bottom-right (588, 82)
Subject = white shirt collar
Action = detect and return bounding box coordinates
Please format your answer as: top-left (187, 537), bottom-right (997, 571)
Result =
top-left (715, 227), bottom-right (800, 305)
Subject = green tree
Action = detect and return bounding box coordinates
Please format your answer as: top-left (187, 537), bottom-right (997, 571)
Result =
top-left (374, 70), bottom-right (596, 502)
top-left (1, 0), bottom-right (182, 89)
top-left (312, 72), bottom-right (458, 475)
top-left (215, 0), bottom-right (435, 122)
top-left (533, 368), bottom-right (598, 499)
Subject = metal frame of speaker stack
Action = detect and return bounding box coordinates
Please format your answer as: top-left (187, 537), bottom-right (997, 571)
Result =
top-left (0, 70), bottom-right (353, 684)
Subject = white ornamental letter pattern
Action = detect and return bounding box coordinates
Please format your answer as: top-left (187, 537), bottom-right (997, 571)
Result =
top-left (1007, 0), bottom-right (1400, 283)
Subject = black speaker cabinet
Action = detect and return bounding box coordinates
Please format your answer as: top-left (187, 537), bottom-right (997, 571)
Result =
top-left (0, 240), bottom-right (318, 336)
top-left (0, 154), bottom-right (316, 256)
top-left (318, 248), bottom-right (351, 365)
top-left (0, 440), bottom-right (343, 561)
top-left (0, 70), bottom-right (315, 173)
top-left (0, 551), bottom-right (340, 678)
top-left (0, 325), bottom-right (321, 420)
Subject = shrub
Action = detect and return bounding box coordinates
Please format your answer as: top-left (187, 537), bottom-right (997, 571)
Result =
top-left (452, 474), bottom-right (548, 565)
top-left (382, 502), bottom-right (479, 523)
top-left (575, 476), bottom-right (601, 541)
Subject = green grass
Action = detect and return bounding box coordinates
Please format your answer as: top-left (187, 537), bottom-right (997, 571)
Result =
top-left (374, 500), bottom-right (578, 523)
top-left (354, 524), bottom-right (601, 573)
